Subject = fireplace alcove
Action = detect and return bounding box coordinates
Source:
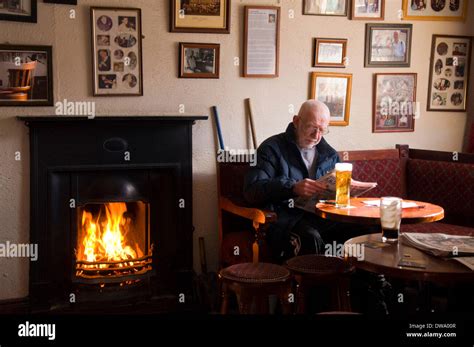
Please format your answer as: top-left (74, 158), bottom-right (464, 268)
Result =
top-left (18, 116), bottom-right (207, 312)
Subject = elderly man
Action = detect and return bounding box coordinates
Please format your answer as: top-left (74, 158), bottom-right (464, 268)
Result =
top-left (244, 100), bottom-right (358, 262)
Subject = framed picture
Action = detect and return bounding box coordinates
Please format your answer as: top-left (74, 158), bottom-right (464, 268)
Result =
top-left (243, 6), bottom-right (280, 78)
top-left (170, 0), bottom-right (231, 34)
top-left (365, 23), bottom-right (412, 67)
top-left (427, 35), bottom-right (472, 112)
top-left (310, 72), bottom-right (352, 126)
top-left (313, 38), bottom-right (347, 68)
top-left (303, 0), bottom-right (348, 16)
top-left (0, 0), bottom-right (37, 22)
top-left (351, 0), bottom-right (384, 20)
top-left (179, 42), bottom-right (220, 79)
top-left (0, 44), bottom-right (53, 107)
top-left (43, 0), bottom-right (77, 4)
top-left (373, 73), bottom-right (417, 133)
top-left (402, 0), bottom-right (468, 21)
top-left (91, 7), bottom-right (143, 96)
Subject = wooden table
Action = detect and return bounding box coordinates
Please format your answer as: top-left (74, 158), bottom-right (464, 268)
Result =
top-left (344, 234), bottom-right (473, 283)
top-left (315, 197), bottom-right (444, 225)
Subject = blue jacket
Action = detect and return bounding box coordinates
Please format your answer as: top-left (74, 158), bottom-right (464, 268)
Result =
top-left (244, 123), bottom-right (340, 257)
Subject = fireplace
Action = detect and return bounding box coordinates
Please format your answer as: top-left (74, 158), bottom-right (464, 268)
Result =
top-left (75, 201), bottom-right (152, 285)
top-left (19, 116), bottom-right (207, 312)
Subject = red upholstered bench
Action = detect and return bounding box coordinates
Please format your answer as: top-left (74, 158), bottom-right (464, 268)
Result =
top-left (340, 145), bottom-right (474, 236)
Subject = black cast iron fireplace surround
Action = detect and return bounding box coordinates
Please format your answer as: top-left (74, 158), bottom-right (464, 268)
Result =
top-left (18, 116), bottom-right (207, 313)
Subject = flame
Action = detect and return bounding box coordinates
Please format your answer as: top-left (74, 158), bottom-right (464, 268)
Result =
top-left (79, 203), bottom-right (141, 264)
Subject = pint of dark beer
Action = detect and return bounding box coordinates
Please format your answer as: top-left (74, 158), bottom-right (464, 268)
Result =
top-left (380, 197), bottom-right (402, 243)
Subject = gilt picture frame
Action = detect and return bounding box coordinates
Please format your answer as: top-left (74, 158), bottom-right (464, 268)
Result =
top-left (310, 72), bottom-right (352, 126)
top-left (170, 0), bottom-right (231, 34)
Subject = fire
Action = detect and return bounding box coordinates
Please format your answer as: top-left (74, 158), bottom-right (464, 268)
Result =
top-left (79, 202), bottom-right (143, 264)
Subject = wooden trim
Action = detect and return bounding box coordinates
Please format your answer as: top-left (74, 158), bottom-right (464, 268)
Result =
top-left (170, 0), bottom-right (231, 33)
top-left (243, 6), bottom-right (280, 78)
top-left (338, 149), bottom-right (400, 161)
top-left (313, 38), bottom-right (348, 68)
top-left (402, 0), bottom-right (468, 22)
top-left (408, 148), bottom-right (474, 164)
top-left (350, 0), bottom-right (384, 21)
top-left (310, 72), bottom-right (352, 126)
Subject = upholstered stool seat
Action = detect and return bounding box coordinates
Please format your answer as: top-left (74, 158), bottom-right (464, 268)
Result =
top-left (219, 262), bottom-right (292, 314)
top-left (286, 255), bottom-right (354, 314)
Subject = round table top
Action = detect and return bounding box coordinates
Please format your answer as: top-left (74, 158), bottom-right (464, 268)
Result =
top-left (344, 234), bottom-right (473, 282)
top-left (315, 198), bottom-right (444, 225)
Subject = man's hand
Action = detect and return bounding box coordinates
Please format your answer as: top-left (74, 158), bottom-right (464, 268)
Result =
top-left (292, 179), bottom-right (328, 198)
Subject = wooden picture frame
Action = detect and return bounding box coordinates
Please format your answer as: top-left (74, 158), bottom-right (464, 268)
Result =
top-left (310, 72), bottom-right (352, 126)
top-left (0, 44), bottom-right (53, 106)
top-left (170, 0), bottom-right (231, 34)
top-left (427, 35), bottom-right (472, 112)
top-left (179, 42), bottom-right (220, 79)
top-left (0, 0), bottom-right (37, 23)
top-left (351, 0), bottom-right (384, 20)
top-left (365, 23), bottom-right (412, 67)
top-left (243, 6), bottom-right (280, 78)
top-left (303, 0), bottom-right (348, 16)
top-left (90, 7), bottom-right (143, 96)
top-left (44, 0), bottom-right (77, 4)
top-left (402, 0), bottom-right (468, 21)
top-left (373, 73), bottom-right (417, 133)
top-left (313, 38), bottom-right (347, 68)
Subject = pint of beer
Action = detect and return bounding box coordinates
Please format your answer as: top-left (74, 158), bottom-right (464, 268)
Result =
top-left (335, 163), bottom-right (352, 208)
top-left (380, 197), bottom-right (402, 243)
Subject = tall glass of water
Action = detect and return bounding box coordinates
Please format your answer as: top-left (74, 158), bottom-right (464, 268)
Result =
top-left (380, 197), bottom-right (402, 243)
top-left (335, 163), bottom-right (352, 208)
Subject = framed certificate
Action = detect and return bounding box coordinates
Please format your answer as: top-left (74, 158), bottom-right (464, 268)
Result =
top-left (243, 6), bottom-right (280, 78)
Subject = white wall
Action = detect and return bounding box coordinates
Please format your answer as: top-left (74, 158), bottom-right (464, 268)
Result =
top-left (0, 0), bottom-right (472, 300)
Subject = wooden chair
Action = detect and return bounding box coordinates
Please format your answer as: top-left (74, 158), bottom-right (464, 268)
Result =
top-left (217, 161), bottom-right (277, 268)
top-left (219, 262), bottom-right (292, 314)
top-left (0, 61), bottom-right (37, 100)
top-left (286, 255), bottom-right (354, 314)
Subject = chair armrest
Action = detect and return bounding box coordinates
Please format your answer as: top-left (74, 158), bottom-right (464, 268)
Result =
top-left (220, 197), bottom-right (277, 225)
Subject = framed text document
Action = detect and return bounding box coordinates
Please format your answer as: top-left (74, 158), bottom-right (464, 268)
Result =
top-left (243, 6), bottom-right (280, 78)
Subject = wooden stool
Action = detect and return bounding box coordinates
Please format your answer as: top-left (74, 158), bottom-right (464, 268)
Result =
top-left (219, 262), bottom-right (292, 314)
top-left (286, 255), bottom-right (354, 314)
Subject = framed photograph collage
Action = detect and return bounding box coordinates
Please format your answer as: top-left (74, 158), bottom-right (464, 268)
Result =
top-left (402, 0), bottom-right (468, 21)
top-left (90, 7), bottom-right (143, 96)
top-left (373, 73), bottom-right (417, 133)
top-left (427, 35), bottom-right (472, 112)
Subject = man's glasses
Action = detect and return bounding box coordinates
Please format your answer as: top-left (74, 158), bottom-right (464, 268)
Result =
top-left (305, 125), bottom-right (330, 136)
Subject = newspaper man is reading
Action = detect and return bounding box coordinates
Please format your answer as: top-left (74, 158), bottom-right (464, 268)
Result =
top-left (295, 170), bottom-right (377, 213)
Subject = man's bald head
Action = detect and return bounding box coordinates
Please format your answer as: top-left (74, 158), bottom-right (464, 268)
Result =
top-left (297, 100), bottom-right (330, 123)
top-left (293, 100), bottom-right (330, 148)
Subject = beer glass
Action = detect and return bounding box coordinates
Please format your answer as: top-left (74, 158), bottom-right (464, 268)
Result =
top-left (380, 197), bottom-right (402, 243)
top-left (335, 163), bottom-right (352, 208)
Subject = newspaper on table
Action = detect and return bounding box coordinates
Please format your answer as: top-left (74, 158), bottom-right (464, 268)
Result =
top-left (295, 170), bottom-right (377, 213)
top-left (400, 232), bottom-right (474, 258)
